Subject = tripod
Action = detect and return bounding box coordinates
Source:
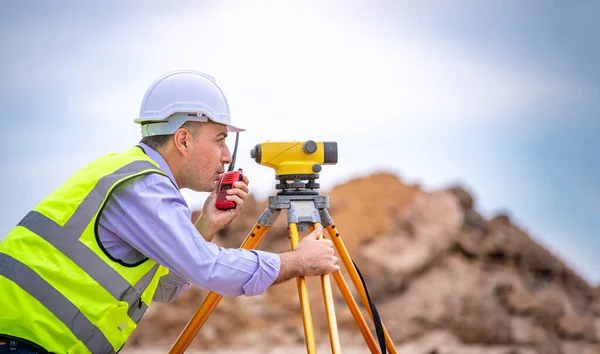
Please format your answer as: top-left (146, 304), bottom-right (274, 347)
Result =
top-left (168, 174), bottom-right (397, 354)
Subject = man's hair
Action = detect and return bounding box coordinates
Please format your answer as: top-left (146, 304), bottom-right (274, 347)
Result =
top-left (140, 121), bottom-right (202, 151)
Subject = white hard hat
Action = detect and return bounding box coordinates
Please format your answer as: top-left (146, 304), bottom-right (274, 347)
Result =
top-left (134, 70), bottom-right (245, 137)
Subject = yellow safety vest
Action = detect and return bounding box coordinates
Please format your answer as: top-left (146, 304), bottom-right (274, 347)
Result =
top-left (0, 146), bottom-right (172, 354)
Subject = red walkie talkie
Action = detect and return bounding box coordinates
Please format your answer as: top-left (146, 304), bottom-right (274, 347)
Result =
top-left (216, 132), bottom-right (243, 210)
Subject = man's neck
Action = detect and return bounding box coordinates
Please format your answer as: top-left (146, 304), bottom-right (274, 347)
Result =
top-left (139, 142), bottom-right (183, 189)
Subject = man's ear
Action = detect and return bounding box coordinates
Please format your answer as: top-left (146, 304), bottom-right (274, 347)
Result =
top-left (172, 128), bottom-right (193, 155)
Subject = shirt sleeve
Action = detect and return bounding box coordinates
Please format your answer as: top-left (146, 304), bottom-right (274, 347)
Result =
top-left (101, 173), bottom-right (280, 298)
top-left (153, 269), bottom-right (191, 303)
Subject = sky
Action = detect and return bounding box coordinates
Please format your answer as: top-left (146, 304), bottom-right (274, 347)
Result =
top-left (0, 1), bottom-right (598, 284)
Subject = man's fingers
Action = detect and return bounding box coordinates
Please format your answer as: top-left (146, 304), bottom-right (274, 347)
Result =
top-left (309, 225), bottom-right (323, 239)
top-left (233, 181), bottom-right (249, 194)
top-left (241, 175), bottom-right (250, 186)
top-left (315, 224), bottom-right (323, 233)
top-left (226, 194), bottom-right (244, 207)
top-left (227, 187), bottom-right (248, 200)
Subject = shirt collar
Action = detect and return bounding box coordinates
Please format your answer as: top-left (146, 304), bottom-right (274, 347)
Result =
top-left (138, 142), bottom-right (179, 189)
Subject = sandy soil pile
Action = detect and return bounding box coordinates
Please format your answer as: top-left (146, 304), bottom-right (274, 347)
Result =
top-left (123, 173), bottom-right (599, 354)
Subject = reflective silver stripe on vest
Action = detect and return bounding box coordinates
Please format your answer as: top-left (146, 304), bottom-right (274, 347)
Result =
top-left (65, 161), bottom-right (159, 236)
top-left (0, 252), bottom-right (115, 354)
top-left (19, 211), bottom-right (133, 301)
top-left (18, 211), bottom-right (156, 324)
top-left (16, 160), bottom-right (163, 319)
top-left (129, 299), bottom-right (149, 324)
top-left (126, 264), bottom-right (159, 323)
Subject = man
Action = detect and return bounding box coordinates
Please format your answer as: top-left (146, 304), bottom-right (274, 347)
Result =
top-left (0, 70), bottom-right (340, 354)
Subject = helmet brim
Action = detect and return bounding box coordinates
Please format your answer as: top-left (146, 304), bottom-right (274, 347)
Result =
top-left (225, 124), bottom-right (245, 132)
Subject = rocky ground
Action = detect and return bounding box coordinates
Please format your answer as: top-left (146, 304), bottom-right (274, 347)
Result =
top-left (122, 173), bottom-right (599, 354)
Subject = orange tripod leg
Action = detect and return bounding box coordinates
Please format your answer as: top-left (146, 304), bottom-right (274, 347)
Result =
top-left (330, 271), bottom-right (381, 354)
top-left (168, 216), bottom-right (274, 354)
top-left (308, 222), bottom-right (381, 354)
top-left (312, 223), bottom-right (341, 353)
top-left (322, 216), bottom-right (397, 354)
top-left (289, 222), bottom-right (317, 354)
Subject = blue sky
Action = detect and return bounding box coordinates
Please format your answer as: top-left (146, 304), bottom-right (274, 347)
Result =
top-left (1, 1), bottom-right (598, 283)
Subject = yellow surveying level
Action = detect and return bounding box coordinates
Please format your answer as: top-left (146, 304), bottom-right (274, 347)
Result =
top-left (169, 140), bottom-right (397, 354)
top-left (250, 140), bottom-right (338, 177)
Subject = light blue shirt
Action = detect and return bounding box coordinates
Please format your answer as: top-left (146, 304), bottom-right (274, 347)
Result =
top-left (97, 142), bottom-right (280, 302)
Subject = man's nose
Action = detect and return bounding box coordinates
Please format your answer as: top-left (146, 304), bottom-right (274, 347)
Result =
top-left (222, 145), bottom-right (232, 164)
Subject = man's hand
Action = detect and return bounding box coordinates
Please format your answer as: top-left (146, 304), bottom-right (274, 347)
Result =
top-left (274, 225), bottom-right (340, 284)
top-left (195, 175), bottom-right (250, 241)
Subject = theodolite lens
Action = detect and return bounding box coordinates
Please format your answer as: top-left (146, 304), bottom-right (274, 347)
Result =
top-left (323, 142), bottom-right (338, 164)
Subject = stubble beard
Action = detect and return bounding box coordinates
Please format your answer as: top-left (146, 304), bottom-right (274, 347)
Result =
top-left (182, 163), bottom-right (214, 192)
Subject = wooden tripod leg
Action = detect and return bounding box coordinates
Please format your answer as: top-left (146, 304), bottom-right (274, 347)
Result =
top-left (321, 212), bottom-right (398, 354)
top-left (289, 223), bottom-right (317, 354)
top-left (168, 212), bottom-right (275, 354)
top-left (313, 222), bottom-right (341, 353)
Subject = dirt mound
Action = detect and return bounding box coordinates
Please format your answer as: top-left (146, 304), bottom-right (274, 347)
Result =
top-left (124, 172), bottom-right (599, 354)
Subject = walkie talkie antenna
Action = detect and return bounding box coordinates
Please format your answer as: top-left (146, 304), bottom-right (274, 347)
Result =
top-left (228, 132), bottom-right (240, 172)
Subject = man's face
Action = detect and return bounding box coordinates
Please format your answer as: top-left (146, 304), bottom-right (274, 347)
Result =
top-left (183, 122), bottom-right (232, 192)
